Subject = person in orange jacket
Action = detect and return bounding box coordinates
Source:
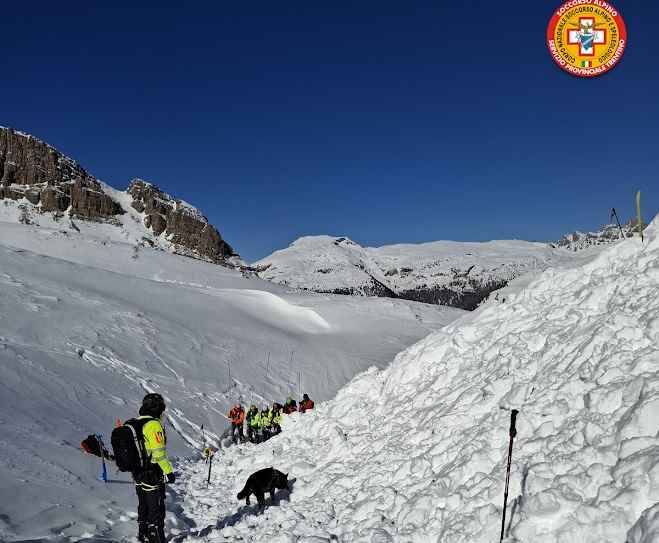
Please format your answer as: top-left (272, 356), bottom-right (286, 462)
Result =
top-left (299, 393), bottom-right (314, 413)
top-left (228, 403), bottom-right (245, 444)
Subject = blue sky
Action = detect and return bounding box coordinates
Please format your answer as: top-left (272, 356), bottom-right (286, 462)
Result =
top-left (2, 1), bottom-right (657, 261)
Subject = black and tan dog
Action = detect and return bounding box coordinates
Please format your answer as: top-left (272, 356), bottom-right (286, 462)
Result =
top-left (237, 467), bottom-right (289, 507)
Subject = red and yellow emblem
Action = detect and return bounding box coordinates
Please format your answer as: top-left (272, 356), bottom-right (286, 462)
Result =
top-left (547, 1), bottom-right (627, 77)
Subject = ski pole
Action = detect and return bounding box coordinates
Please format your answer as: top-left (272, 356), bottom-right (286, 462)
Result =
top-left (207, 450), bottom-right (213, 485)
top-left (610, 208), bottom-right (624, 240)
top-left (499, 409), bottom-right (518, 543)
top-left (201, 424), bottom-right (206, 450)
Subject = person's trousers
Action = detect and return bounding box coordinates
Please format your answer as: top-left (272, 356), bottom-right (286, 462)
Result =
top-left (232, 422), bottom-right (244, 443)
top-left (136, 483), bottom-right (166, 543)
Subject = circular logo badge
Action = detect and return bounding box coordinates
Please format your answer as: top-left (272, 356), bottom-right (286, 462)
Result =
top-left (547, 1), bottom-right (627, 77)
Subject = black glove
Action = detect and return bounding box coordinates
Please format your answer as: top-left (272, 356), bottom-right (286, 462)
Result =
top-left (166, 472), bottom-right (176, 484)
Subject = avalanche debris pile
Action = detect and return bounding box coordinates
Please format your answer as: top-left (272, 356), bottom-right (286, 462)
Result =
top-left (180, 215), bottom-right (659, 543)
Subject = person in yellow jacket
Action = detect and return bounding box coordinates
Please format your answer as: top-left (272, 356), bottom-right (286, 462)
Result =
top-left (245, 405), bottom-right (259, 443)
top-left (259, 407), bottom-right (273, 441)
top-left (271, 403), bottom-right (283, 435)
top-left (135, 393), bottom-right (174, 543)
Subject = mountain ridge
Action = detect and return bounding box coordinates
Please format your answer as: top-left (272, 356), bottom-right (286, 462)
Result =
top-left (0, 126), bottom-right (236, 264)
top-left (253, 235), bottom-right (582, 310)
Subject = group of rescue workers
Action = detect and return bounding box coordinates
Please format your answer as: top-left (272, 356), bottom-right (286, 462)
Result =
top-left (83, 391), bottom-right (316, 543)
top-left (227, 393), bottom-right (315, 444)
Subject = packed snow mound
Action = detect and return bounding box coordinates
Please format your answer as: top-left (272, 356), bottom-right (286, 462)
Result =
top-left (179, 216), bottom-right (659, 542)
top-left (253, 235), bottom-right (588, 310)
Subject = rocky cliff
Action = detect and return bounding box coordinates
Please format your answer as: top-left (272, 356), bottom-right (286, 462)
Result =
top-left (127, 179), bottom-right (234, 261)
top-left (0, 127), bottom-right (122, 219)
top-left (0, 127), bottom-right (236, 263)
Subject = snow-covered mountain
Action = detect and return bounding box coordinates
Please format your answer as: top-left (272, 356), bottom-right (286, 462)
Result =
top-left (0, 217), bottom-right (463, 541)
top-left (0, 126), bottom-right (236, 264)
top-left (175, 214), bottom-right (659, 543)
top-left (554, 219), bottom-right (640, 252)
top-left (253, 235), bottom-right (583, 310)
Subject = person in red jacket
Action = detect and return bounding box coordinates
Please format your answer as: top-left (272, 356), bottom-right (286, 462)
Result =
top-left (228, 403), bottom-right (245, 444)
top-left (299, 393), bottom-right (314, 413)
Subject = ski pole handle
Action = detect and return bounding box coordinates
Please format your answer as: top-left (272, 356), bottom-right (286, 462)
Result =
top-left (509, 409), bottom-right (519, 438)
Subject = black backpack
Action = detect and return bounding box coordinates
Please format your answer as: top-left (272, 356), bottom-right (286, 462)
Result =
top-left (111, 418), bottom-right (153, 472)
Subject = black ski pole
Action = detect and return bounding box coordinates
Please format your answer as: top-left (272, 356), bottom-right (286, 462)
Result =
top-left (499, 409), bottom-right (519, 543)
top-left (207, 451), bottom-right (213, 485)
top-left (610, 208), bottom-right (624, 239)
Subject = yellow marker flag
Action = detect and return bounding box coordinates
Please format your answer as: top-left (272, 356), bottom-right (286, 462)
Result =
top-left (636, 190), bottom-right (643, 242)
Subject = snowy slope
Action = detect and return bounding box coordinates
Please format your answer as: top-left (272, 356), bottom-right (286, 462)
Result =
top-left (253, 235), bottom-right (587, 310)
top-left (0, 221), bottom-right (464, 542)
top-left (1, 185), bottom-right (240, 267)
top-left (177, 216), bottom-right (659, 543)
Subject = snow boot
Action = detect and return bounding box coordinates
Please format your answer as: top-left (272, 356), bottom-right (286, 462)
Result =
top-left (146, 522), bottom-right (165, 543)
top-left (137, 522), bottom-right (149, 543)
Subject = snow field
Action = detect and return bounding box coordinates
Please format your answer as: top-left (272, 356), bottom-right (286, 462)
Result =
top-left (0, 219), bottom-right (463, 541)
top-left (177, 215), bottom-right (659, 542)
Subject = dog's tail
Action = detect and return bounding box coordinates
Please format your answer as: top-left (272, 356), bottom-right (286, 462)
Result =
top-left (237, 484), bottom-right (249, 500)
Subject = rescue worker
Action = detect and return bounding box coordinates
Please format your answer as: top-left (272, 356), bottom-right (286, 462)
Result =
top-left (259, 407), bottom-right (272, 442)
top-left (135, 393), bottom-right (175, 543)
top-left (250, 408), bottom-right (262, 443)
top-left (299, 393), bottom-right (315, 413)
top-left (228, 403), bottom-right (245, 444)
top-left (271, 403), bottom-right (283, 435)
top-left (283, 396), bottom-right (297, 414)
top-left (245, 405), bottom-right (259, 443)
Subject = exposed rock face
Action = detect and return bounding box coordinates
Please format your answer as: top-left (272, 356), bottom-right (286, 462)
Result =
top-left (0, 127), bottom-right (123, 220)
top-left (0, 127), bottom-right (238, 264)
top-left (127, 179), bottom-right (235, 262)
top-left (40, 186), bottom-right (71, 212)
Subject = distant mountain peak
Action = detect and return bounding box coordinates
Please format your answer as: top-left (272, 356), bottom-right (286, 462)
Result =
top-left (554, 220), bottom-right (639, 251)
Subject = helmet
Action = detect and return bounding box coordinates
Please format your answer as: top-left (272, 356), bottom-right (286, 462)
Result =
top-left (140, 393), bottom-right (166, 417)
top-left (303, 393), bottom-right (309, 401)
